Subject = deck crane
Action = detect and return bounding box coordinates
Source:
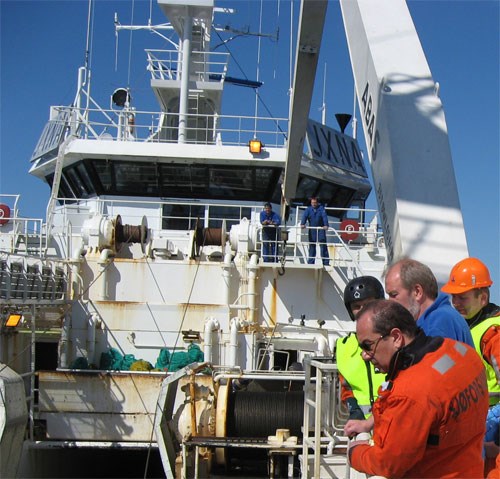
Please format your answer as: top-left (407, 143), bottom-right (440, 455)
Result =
top-left (281, 0), bottom-right (328, 220)
top-left (282, 0), bottom-right (468, 282)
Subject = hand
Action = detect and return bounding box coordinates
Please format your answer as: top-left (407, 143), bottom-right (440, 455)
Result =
top-left (344, 417), bottom-right (374, 438)
top-left (322, 225), bottom-right (328, 230)
top-left (301, 224), bottom-right (306, 229)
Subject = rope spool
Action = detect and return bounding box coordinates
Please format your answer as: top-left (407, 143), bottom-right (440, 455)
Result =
top-left (226, 390), bottom-right (304, 438)
top-left (114, 215), bottom-right (148, 252)
top-left (195, 227), bottom-right (224, 249)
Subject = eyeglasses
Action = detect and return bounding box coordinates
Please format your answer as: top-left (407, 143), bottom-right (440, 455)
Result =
top-left (358, 333), bottom-right (389, 355)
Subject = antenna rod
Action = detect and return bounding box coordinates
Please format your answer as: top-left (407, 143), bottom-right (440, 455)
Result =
top-left (84, 0), bottom-right (92, 71)
top-left (321, 63), bottom-right (327, 125)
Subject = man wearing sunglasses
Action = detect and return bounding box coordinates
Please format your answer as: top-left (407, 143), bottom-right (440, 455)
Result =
top-left (348, 299), bottom-right (488, 479)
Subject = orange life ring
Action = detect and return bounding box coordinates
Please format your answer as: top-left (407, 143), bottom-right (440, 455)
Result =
top-left (0, 204), bottom-right (11, 226)
top-left (340, 219), bottom-right (359, 242)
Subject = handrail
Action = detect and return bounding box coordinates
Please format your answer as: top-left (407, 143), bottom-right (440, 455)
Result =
top-left (1, 195), bottom-right (384, 273)
top-left (31, 105), bottom-right (288, 157)
top-left (146, 48), bottom-right (230, 82)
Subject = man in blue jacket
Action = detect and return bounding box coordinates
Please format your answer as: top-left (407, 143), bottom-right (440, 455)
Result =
top-left (259, 202), bottom-right (281, 262)
top-left (300, 196), bottom-right (329, 266)
top-left (384, 257), bottom-right (474, 346)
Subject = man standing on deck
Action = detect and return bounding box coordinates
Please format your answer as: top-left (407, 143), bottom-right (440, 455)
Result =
top-left (442, 257), bottom-right (500, 477)
top-left (300, 196), bottom-right (329, 266)
top-left (348, 299), bottom-right (488, 478)
top-left (384, 257), bottom-right (474, 346)
top-left (260, 202), bottom-right (281, 263)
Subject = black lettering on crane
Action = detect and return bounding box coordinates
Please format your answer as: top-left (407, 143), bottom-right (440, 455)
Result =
top-left (361, 82), bottom-right (369, 115)
top-left (361, 82), bottom-right (380, 162)
top-left (367, 113), bottom-right (374, 144)
top-left (361, 82), bottom-right (374, 145)
top-left (376, 182), bottom-right (393, 262)
top-left (371, 130), bottom-right (380, 162)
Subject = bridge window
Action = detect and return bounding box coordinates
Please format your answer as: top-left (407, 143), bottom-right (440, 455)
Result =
top-left (93, 161), bottom-right (114, 193)
top-left (50, 160), bottom-right (282, 203)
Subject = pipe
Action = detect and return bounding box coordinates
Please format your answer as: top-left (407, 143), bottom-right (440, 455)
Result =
top-left (98, 248), bottom-right (114, 300)
top-left (71, 241), bottom-right (85, 299)
top-left (189, 373), bottom-right (197, 437)
top-left (178, 15), bottom-right (192, 144)
top-left (222, 253), bottom-right (232, 306)
top-left (327, 440), bottom-right (335, 455)
top-left (59, 242), bottom-right (86, 368)
top-left (229, 317), bottom-right (242, 367)
top-left (59, 318), bottom-right (70, 368)
top-left (87, 313), bottom-right (97, 366)
top-left (247, 254), bottom-right (259, 324)
top-left (72, 67), bottom-right (86, 134)
top-left (203, 317), bottom-right (220, 363)
top-left (213, 371), bottom-right (305, 384)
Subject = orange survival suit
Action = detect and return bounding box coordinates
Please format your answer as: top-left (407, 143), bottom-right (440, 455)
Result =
top-left (349, 332), bottom-right (488, 478)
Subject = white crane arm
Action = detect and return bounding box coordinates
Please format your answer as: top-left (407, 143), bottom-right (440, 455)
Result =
top-left (340, 0), bottom-right (468, 282)
top-left (282, 0), bottom-right (328, 218)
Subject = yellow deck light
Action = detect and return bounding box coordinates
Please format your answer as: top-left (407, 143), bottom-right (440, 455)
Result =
top-left (249, 139), bottom-right (263, 154)
top-left (5, 314), bottom-right (22, 328)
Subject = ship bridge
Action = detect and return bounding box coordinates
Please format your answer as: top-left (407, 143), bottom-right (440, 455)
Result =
top-left (28, 0), bottom-right (371, 217)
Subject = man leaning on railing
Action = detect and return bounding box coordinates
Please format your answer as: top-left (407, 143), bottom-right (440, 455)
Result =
top-left (260, 202), bottom-right (281, 263)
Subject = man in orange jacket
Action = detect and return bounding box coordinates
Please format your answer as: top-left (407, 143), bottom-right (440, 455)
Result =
top-left (348, 299), bottom-right (488, 478)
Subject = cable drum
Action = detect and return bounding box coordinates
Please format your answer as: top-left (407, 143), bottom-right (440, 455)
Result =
top-left (195, 227), bottom-right (225, 249)
top-left (226, 391), bottom-right (304, 438)
top-left (114, 215), bottom-right (148, 252)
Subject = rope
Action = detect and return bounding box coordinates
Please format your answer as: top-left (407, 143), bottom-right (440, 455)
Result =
top-left (227, 390), bottom-right (304, 438)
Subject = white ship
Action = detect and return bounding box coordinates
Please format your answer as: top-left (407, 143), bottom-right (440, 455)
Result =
top-left (0, 1), bottom-right (470, 477)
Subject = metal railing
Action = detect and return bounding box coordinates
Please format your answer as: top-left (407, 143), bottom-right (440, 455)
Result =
top-left (0, 258), bottom-right (68, 304)
top-left (31, 105), bottom-right (288, 163)
top-left (1, 195), bottom-right (385, 275)
top-left (302, 357), bottom-right (350, 479)
top-left (146, 48), bottom-right (230, 82)
top-left (0, 195), bottom-right (45, 257)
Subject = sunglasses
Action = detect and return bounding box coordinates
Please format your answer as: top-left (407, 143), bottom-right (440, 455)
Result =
top-left (358, 333), bottom-right (389, 355)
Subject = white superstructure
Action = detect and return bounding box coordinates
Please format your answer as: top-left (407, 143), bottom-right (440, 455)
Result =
top-left (0, 1), bottom-right (467, 477)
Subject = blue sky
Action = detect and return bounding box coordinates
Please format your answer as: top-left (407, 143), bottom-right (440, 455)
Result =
top-left (1, 0), bottom-right (499, 303)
